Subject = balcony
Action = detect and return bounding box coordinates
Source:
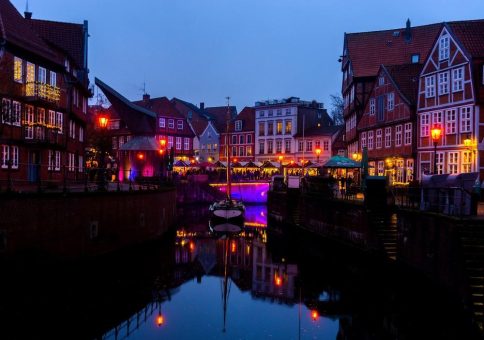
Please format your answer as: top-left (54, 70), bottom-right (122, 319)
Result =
top-left (25, 82), bottom-right (61, 105)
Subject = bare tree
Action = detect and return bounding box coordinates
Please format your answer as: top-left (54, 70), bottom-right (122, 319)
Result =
top-left (329, 94), bottom-right (344, 126)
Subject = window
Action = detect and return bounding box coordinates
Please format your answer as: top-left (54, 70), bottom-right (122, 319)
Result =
top-left (276, 121), bottom-right (282, 135)
top-left (378, 76), bottom-right (384, 86)
top-left (56, 112), bottom-right (63, 134)
top-left (26, 62), bottom-right (35, 96)
top-left (48, 150), bottom-right (54, 170)
top-left (177, 120), bottom-right (183, 130)
top-left (277, 109), bottom-right (282, 116)
top-left (323, 140), bottom-right (329, 151)
top-left (420, 113), bottom-right (430, 137)
top-left (395, 125), bottom-right (402, 146)
top-left (2, 98), bottom-right (10, 123)
top-left (267, 122), bottom-right (273, 135)
top-left (385, 127), bottom-right (391, 148)
top-left (38, 67), bottom-right (47, 84)
top-left (247, 135), bottom-right (252, 144)
top-left (69, 120), bottom-right (76, 139)
top-left (368, 131), bottom-right (374, 150)
top-left (55, 151), bottom-right (61, 171)
top-left (377, 161), bottom-right (384, 176)
top-left (176, 137), bottom-right (182, 150)
top-left (168, 119), bottom-right (174, 129)
top-left (460, 106), bottom-right (472, 133)
top-left (438, 72), bottom-right (449, 95)
top-left (239, 146), bottom-right (245, 156)
top-left (159, 118), bottom-right (165, 128)
top-left (79, 126), bottom-right (84, 142)
top-left (396, 159), bottom-right (404, 183)
top-left (50, 71), bottom-right (57, 87)
top-left (14, 57), bottom-right (22, 83)
top-left (436, 152), bottom-right (445, 175)
top-left (78, 155), bottom-right (84, 173)
top-left (267, 140), bottom-right (273, 154)
top-left (369, 98), bottom-right (375, 115)
top-left (285, 140), bottom-right (291, 153)
top-left (432, 111), bottom-right (442, 127)
top-left (376, 129), bottom-right (382, 149)
top-left (184, 138), bottom-right (190, 150)
top-left (404, 123), bottom-right (412, 145)
top-left (247, 146), bottom-right (252, 156)
top-left (361, 132), bottom-right (367, 149)
top-left (258, 122), bottom-right (265, 136)
top-left (239, 135), bottom-right (244, 144)
top-left (259, 110), bottom-right (265, 117)
top-left (285, 108), bottom-right (291, 115)
top-left (235, 120), bottom-right (242, 131)
top-left (1, 145), bottom-right (8, 168)
top-left (282, 120), bottom-right (294, 136)
top-left (25, 105), bottom-right (34, 139)
top-left (9, 101), bottom-right (19, 126)
top-left (306, 141), bottom-right (312, 152)
top-left (298, 141), bottom-right (304, 152)
top-left (276, 140), bottom-right (282, 153)
top-left (439, 35), bottom-right (450, 61)
top-left (377, 95), bottom-right (385, 122)
top-left (448, 152), bottom-right (458, 174)
top-left (406, 159), bottom-right (414, 182)
top-left (446, 109), bottom-right (456, 134)
top-left (68, 153), bottom-right (75, 172)
top-left (315, 140), bottom-right (321, 149)
top-left (268, 110), bottom-right (273, 117)
top-left (232, 135), bottom-right (237, 145)
top-left (387, 93), bottom-right (394, 111)
top-left (462, 151), bottom-right (472, 173)
top-left (259, 141), bottom-right (265, 154)
top-left (411, 54), bottom-right (419, 63)
top-left (452, 67), bottom-right (464, 92)
top-left (425, 76), bottom-right (435, 98)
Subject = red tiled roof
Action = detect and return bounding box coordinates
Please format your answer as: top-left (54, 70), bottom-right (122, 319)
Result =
top-left (345, 23), bottom-right (442, 77)
top-left (133, 96), bottom-right (185, 119)
top-left (0, 0), bottom-right (60, 63)
top-left (226, 107), bottom-right (255, 133)
top-left (171, 98), bottom-right (210, 136)
top-left (383, 63), bottom-right (422, 104)
top-left (28, 18), bottom-right (85, 68)
top-left (205, 106), bottom-right (237, 133)
top-left (447, 20), bottom-right (484, 58)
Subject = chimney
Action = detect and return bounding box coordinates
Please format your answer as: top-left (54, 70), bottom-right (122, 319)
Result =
top-left (200, 102), bottom-right (205, 110)
top-left (143, 93), bottom-right (150, 102)
top-left (24, 11), bottom-right (32, 19)
top-left (405, 18), bottom-right (412, 42)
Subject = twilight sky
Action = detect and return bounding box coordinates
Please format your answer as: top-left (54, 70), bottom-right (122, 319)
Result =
top-left (11, 0), bottom-right (484, 112)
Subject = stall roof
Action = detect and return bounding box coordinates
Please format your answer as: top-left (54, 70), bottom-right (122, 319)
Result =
top-left (323, 155), bottom-right (361, 168)
top-left (119, 136), bottom-right (159, 151)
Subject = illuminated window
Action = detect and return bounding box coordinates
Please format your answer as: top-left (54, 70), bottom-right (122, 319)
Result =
top-left (14, 57), bottom-right (22, 83)
top-left (406, 159), bottom-right (414, 182)
top-left (258, 122), bottom-right (265, 136)
top-left (377, 161), bottom-right (384, 176)
top-left (246, 146), bottom-right (252, 156)
top-left (26, 62), bottom-right (35, 96)
top-left (447, 152), bottom-right (458, 174)
top-left (462, 151), bottom-right (472, 173)
top-left (276, 121), bottom-right (282, 135)
top-left (285, 120), bottom-right (292, 134)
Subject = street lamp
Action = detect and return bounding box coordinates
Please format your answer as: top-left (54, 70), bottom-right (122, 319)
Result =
top-left (464, 134), bottom-right (476, 173)
top-left (278, 155), bottom-right (283, 173)
top-left (97, 113), bottom-right (109, 191)
top-left (315, 148), bottom-right (321, 163)
top-left (431, 126), bottom-right (442, 174)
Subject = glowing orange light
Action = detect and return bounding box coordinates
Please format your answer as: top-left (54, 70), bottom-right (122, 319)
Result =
top-left (274, 274), bottom-right (282, 287)
top-left (431, 126), bottom-right (442, 141)
top-left (290, 160), bottom-right (294, 165)
top-left (156, 314), bottom-right (164, 326)
top-left (160, 138), bottom-right (167, 147)
top-left (315, 148), bottom-right (321, 156)
top-left (189, 241), bottom-right (195, 251)
top-left (231, 240), bottom-right (237, 253)
top-left (98, 115), bottom-right (109, 129)
top-left (311, 310), bottom-right (319, 321)
top-left (233, 158), bottom-right (237, 163)
top-left (159, 149), bottom-right (164, 155)
top-left (278, 155), bottom-right (283, 161)
top-left (137, 153), bottom-right (145, 160)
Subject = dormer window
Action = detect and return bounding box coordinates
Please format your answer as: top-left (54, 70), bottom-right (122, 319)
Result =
top-left (439, 35), bottom-right (450, 61)
top-left (378, 76), bottom-right (384, 86)
top-left (235, 120), bottom-right (242, 131)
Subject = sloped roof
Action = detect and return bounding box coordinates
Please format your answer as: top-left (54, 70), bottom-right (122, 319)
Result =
top-left (171, 98), bottom-right (211, 136)
top-left (345, 22), bottom-right (442, 77)
top-left (28, 18), bottom-right (85, 68)
top-left (95, 78), bottom-right (156, 135)
top-left (205, 106), bottom-right (237, 133)
top-left (383, 63), bottom-right (422, 104)
top-left (119, 136), bottom-right (159, 151)
top-left (294, 125), bottom-right (341, 138)
top-left (226, 107), bottom-right (255, 133)
top-left (0, 0), bottom-right (60, 63)
top-left (447, 20), bottom-right (484, 58)
top-left (133, 96), bottom-right (184, 119)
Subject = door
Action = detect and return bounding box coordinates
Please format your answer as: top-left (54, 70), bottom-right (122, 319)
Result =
top-left (28, 150), bottom-right (40, 183)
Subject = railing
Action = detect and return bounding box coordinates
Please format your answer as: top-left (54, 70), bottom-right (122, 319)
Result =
top-left (25, 81), bottom-right (61, 103)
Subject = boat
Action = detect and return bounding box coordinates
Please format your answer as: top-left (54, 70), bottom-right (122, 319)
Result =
top-left (209, 97), bottom-right (245, 234)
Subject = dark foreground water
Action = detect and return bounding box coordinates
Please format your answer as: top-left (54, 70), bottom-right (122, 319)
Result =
top-left (0, 204), bottom-right (480, 339)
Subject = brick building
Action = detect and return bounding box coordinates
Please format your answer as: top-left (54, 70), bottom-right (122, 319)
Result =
top-left (0, 0), bottom-right (90, 187)
top-left (219, 107), bottom-right (255, 162)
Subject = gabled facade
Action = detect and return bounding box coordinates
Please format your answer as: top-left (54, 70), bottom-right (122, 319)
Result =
top-left (0, 0), bottom-right (90, 186)
top-left (200, 121), bottom-right (220, 162)
top-left (358, 64), bottom-right (420, 183)
top-left (220, 107), bottom-right (255, 162)
top-left (293, 125), bottom-right (341, 164)
top-left (254, 97), bottom-right (332, 162)
top-left (416, 21), bottom-right (484, 178)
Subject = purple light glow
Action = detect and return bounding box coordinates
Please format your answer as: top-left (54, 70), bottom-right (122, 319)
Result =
top-left (213, 183), bottom-right (269, 203)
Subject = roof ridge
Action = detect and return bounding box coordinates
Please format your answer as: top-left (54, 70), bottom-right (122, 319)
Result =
top-left (346, 22), bottom-right (442, 36)
top-left (31, 18), bottom-right (83, 27)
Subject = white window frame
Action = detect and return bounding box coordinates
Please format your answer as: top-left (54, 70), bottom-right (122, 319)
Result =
top-left (452, 67), bottom-right (464, 92)
top-left (462, 151), bottom-right (472, 173)
top-left (460, 106), bottom-right (472, 133)
top-left (159, 118), bottom-right (165, 128)
top-left (378, 76), bottom-right (384, 86)
top-left (361, 132), bottom-right (367, 150)
top-left (439, 35), bottom-right (450, 61)
top-left (425, 76), bottom-right (435, 98)
top-left (38, 67), bottom-right (47, 84)
top-left (55, 151), bottom-right (61, 171)
top-left (420, 113), bottom-right (430, 137)
top-left (184, 137), bottom-right (190, 150)
top-left (447, 152), bottom-right (459, 174)
top-left (168, 136), bottom-right (174, 149)
top-left (177, 120), bottom-right (183, 130)
top-left (438, 72), bottom-right (449, 95)
top-left (387, 92), bottom-right (394, 111)
top-left (436, 152), bottom-right (444, 175)
top-left (368, 131), bottom-right (374, 150)
top-left (56, 112), bottom-right (63, 134)
top-left (395, 125), bottom-right (403, 146)
top-left (176, 137), bottom-right (182, 150)
top-left (235, 120), bottom-right (242, 131)
top-left (404, 123), bottom-right (412, 145)
top-left (50, 71), bottom-right (57, 87)
top-left (25, 105), bottom-right (34, 139)
top-left (445, 109), bottom-right (456, 135)
top-left (79, 126), bottom-right (84, 142)
top-left (377, 161), bottom-right (384, 176)
top-left (285, 139), bottom-right (291, 153)
top-left (11, 101), bottom-right (21, 126)
top-left (369, 98), bottom-right (375, 115)
top-left (376, 129), bottom-right (382, 149)
top-left (168, 119), bottom-right (174, 129)
top-left (78, 155), bottom-right (84, 173)
top-left (385, 127), bottom-right (391, 148)
top-left (2, 98), bottom-right (11, 124)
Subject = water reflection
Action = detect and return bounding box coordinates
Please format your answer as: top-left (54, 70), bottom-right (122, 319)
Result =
top-left (0, 204), bottom-right (479, 339)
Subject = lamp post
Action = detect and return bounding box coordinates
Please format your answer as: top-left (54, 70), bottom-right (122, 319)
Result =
top-left (278, 155), bottom-right (283, 174)
top-left (315, 148), bottom-right (321, 164)
top-left (431, 126), bottom-right (442, 175)
top-left (159, 138), bottom-right (167, 183)
top-left (97, 113), bottom-right (109, 191)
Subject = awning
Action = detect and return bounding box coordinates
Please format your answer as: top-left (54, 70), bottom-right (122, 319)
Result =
top-left (323, 155), bottom-right (361, 168)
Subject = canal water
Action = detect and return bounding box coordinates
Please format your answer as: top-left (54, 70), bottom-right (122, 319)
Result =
top-left (0, 204), bottom-right (479, 339)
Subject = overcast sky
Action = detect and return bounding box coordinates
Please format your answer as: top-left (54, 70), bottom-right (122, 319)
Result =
top-left (11, 0), bottom-right (484, 111)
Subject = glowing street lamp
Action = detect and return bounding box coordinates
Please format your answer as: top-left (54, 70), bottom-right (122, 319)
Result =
top-left (310, 310), bottom-right (319, 321)
top-left (156, 313), bottom-right (165, 327)
top-left (315, 148), bottom-right (321, 163)
top-left (97, 113), bottom-right (109, 191)
top-left (278, 155), bottom-right (284, 173)
top-left (431, 126), bottom-right (442, 174)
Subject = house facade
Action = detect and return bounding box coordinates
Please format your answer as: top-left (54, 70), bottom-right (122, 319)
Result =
top-left (0, 1), bottom-right (90, 187)
top-left (293, 125), bottom-right (341, 164)
top-left (416, 21), bottom-right (484, 179)
top-left (219, 107), bottom-right (255, 162)
top-left (254, 97), bottom-right (332, 162)
top-left (358, 64), bottom-right (420, 183)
